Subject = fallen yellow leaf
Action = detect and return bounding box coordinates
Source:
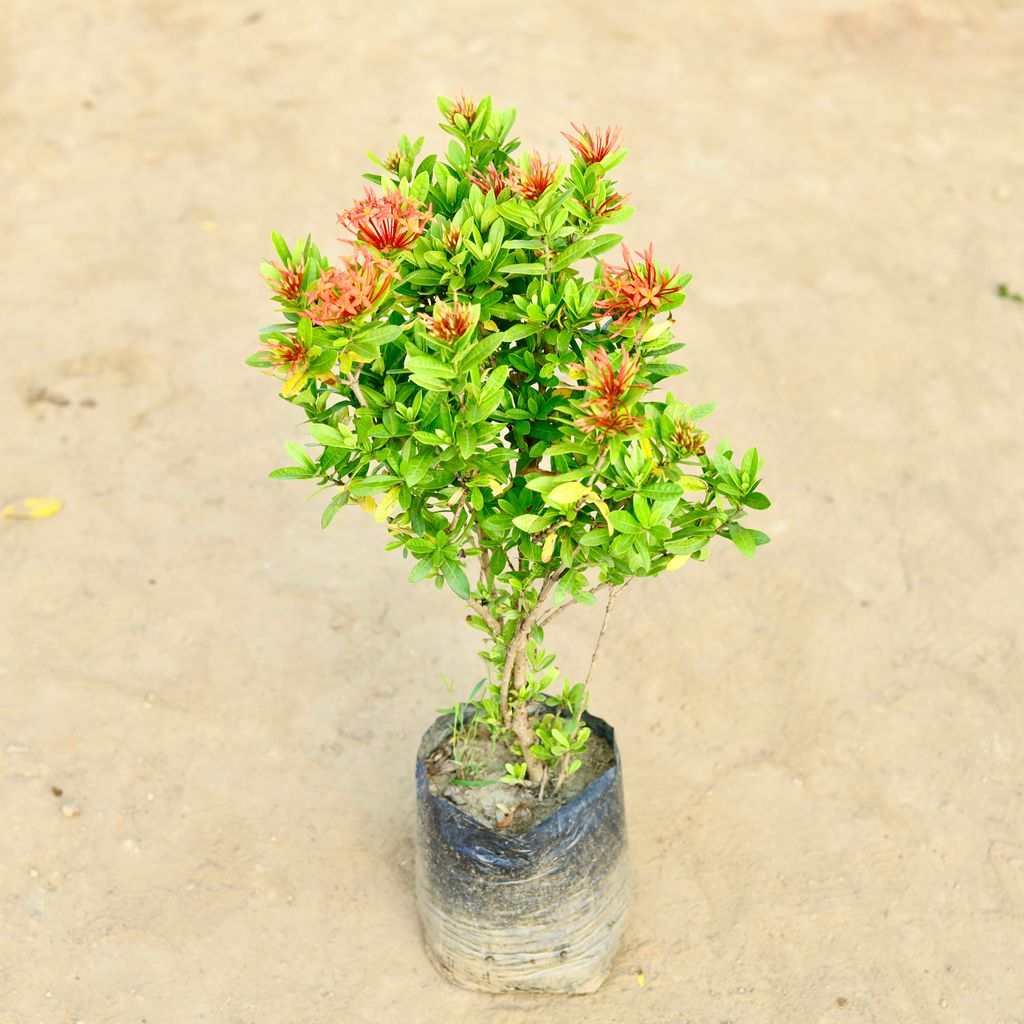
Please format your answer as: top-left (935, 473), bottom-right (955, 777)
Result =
top-left (2, 497), bottom-right (63, 520)
top-left (636, 969), bottom-right (646, 987)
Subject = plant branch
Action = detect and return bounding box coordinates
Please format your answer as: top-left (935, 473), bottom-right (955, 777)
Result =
top-left (584, 584), bottom-right (621, 690)
top-left (467, 599), bottom-right (501, 636)
top-left (536, 580), bottom-right (613, 629)
top-left (498, 573), bottom-right (559, 727)
top-left (474, 521), bottom-right (491, 589)
top-left (347, 371), bottom-right (366, 408)
top-left (555, 582), bottom-right (623, 793)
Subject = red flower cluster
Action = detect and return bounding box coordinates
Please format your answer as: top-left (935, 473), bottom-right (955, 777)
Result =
top-left (338, 189), bottom-right (432, 252)
top-left (587, 189), bottom-right (629, 220)
top-left (562, 123), bottom-right (623, 165)
top-left (441, 223), bottom-right (461, 251)
top-left (595, 244), bottom-right (682, 326)
top-left (303, 250), bottom-right (396, 327)
top-left (420, 297), bottom-right (476, 343)
top-left (468, 162), bottom-right (511, 196)
top-left (263, 259), bottom-right (307, 303)
top-left (260, 333), bottom-right (308, 376)
top-left (446, 92), bottom-right (478, 125)
top-left (573, 345), bottom-right (647, 439)
top-left (511, 151), bottom-right (561, 201)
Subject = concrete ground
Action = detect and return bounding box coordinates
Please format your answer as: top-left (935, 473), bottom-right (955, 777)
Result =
top-left (2, 2), bottom-right (1023, 1021)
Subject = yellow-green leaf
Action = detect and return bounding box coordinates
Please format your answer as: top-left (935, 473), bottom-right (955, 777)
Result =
top-left (642, 319), bottom-right (672, 343)
top-left (281, 369), bottom-right (308, 397)
top-left (511, 513), bottom-right (550, 533)
top-left (374, 486), bottom-right (401, 522)
top-left (679, 476), bottom-right (707, 492)
top-left (546, 481), bottom-right (587, 507)
top-left (541, 531), bottom-right (557, 563)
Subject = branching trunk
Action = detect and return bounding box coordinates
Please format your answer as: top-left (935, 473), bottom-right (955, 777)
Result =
top-left (498, 629), bottom-right (542, 781)
top-left (511, 703), bottom-right (545, 784)
top-left (497, 574), bottom-right (561, 784)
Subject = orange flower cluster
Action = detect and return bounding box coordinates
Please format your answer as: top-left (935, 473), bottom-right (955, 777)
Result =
top-left (562, 123), bottom-right (623, 165)
top-left (446, 92), bottom-right (478, 125)
top-left (468, 162), bottom-right (511, 196)
top-left (303, 250), bottom-right (396, 327)
top-left (511, 152), bottom-right (561, 201)
top-left (595, 244), bottom-right (681, 327)
top-left (573, 345), bottom-right (647, 439)
top-left (338, 189), bottom-right (432, 252)
top-left (441, 223), bottom-right (461, 251)
top-left (420, 297), bottom-right (476, 343)
top-left (587, 189), bottom-right (629, 220)
top-left (263, 259), bottom-right (307, 303)
top-left (260, 333), bottom-right (308, 376)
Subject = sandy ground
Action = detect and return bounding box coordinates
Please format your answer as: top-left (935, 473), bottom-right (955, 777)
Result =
top-left (2, 1), bottom-right (1023, 1021)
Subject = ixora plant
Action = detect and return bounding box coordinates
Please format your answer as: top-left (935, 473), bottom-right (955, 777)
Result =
top-left (249, 94), bottom-right (769, 993)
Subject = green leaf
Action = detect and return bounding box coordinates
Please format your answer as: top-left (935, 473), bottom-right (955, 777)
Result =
top-left (354, 323), bottom-right (405, 347)
top-left (442, 561), bottom-right (471, 599)
top-left (285, 439), bottom-right (314, 468)
top-left (490, 322), bottom-right (543, 345)
top-left (525, 470), bottom-right (588, 495)
top-left (511, 513), bottom-right (551, 533)
top-left (307, 349), bottom-right (337, 375)
top-left (408, 559), bottom-right (434, 583)
top-left (740, 447), bottom-right (760, 483)
top-left (638, 481), bottom-right (683, 501)
top-left (608, 510), bottom-right (642, 534)
top-left (349, 474), bottom-right (402, 496)
top-left (405, 269), bottom-right (443, 287)
top-left (503, 263), bottom-right (548, 276)
top-left (550, 233), bottom-right (622, 272)
top-left (271, 230), bottom-right (291, 263)
top-left (405, 355), bottom-right (456, 378)
top-left (308, 423), bottom-right (348, 447)
top-left (678, 476), bottom-right (708, 493)
top-left (743, 491), bottom-right (771, 510)
top-left (728, 524), bottom-right (757, 559)
top-left (269, 466), bottom-right (316, 480)
top-left (402, 452), bottom-right (432, 487)
top-left (480, 365), bottom-right (509, 400)
top-left (455, 333), bottom-right (501, 370)
top-left (321, 492), bottom-right (348, 528)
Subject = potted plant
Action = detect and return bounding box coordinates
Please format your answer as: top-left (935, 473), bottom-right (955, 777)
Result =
top-left (249, 93), bottom-right (769, 994)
